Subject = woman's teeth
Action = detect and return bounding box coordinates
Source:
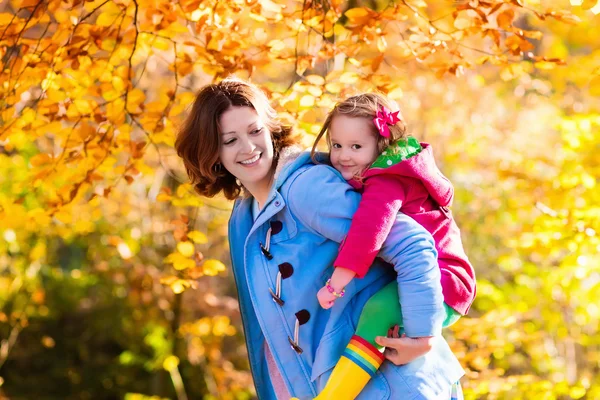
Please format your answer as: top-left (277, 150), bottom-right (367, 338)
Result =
top-left (240, 154), bottom-right (260, 165)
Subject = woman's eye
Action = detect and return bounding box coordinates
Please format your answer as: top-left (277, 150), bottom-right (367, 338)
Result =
top-left (352, 144), bottom-right (362, 150)
top-left (251, 128), bottom-right (264, 135)
top-left (224, 138), bottom-right (236, 145)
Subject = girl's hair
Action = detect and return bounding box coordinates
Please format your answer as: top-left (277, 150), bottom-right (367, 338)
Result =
top-left (175, 78), bottom-right (296, 200)
top-left (311, 93), bottom-right (408, 160)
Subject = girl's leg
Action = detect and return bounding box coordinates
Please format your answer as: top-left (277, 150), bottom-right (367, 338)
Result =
top-left (315, 283), bottom-right (461, 400)
top-left (315, 282), bottom-right (399, 400)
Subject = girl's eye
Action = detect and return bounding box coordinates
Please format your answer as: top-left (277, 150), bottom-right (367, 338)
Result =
top-left (224, 138), bottom-right (236, 145)
top-left (352, 144), bottom-right (362, 150)
top-left (332, 143), bottom-right (341, 149)
top-left (251, 128), bottom-right (264, 135)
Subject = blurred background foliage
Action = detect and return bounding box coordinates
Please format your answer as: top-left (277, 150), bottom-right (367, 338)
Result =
top-left (0, 0), bottom-right (599, 398)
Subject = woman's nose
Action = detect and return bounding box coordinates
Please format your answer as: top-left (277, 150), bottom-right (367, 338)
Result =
top-left (240, 137), bottom-right (257, 153)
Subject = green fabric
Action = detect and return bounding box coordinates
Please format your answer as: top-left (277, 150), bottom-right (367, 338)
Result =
top-left (442, 302), bottom-right (462, 327)
top-left (354, 281), bottom-right (461, 348)
top-left (355, 282), bottom-right (401, 347)
top-left (370, 136), bottom-right (422, 170)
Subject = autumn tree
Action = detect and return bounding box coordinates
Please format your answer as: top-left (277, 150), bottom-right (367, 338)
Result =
top-left (1, 0), bottom-right (598, 398)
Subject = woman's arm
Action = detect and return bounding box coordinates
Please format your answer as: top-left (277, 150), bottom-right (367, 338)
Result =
top-left (287, 165), bottom-right (444, 338)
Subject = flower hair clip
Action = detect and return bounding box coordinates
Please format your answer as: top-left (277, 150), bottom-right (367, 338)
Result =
top-left (373, 106), bottom-right (401, 138)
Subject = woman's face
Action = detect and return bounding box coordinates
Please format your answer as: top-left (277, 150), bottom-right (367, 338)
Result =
top-left (218, 106), bottom-right (275, 194)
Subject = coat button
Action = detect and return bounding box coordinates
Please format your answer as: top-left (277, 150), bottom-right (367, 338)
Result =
top-left (278, 263), bottom-right (293, 279)
top-left (270, 220), bottom-right (283, 235)
top-left (295, 309), bottom-right (310, 325)
top-left (274, 200), bottom-right (281, 207)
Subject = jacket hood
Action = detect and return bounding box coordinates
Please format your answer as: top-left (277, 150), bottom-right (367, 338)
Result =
top-left (273, 145), bottom-right (311, 188)
top-left (365, 143), bottom-right (454, 207)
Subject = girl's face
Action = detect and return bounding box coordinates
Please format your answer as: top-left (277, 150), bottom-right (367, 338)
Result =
top-left (329, 114), bottom-right (380, 180)
top-left (219, 106), bottom-right (275, 195)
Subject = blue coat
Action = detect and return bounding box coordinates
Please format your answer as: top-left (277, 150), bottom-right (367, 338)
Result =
top-left (228, 150), bottom-right (464, 399)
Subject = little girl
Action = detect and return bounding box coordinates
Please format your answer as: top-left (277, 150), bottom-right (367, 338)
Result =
top-left (310, 93), bottom-right (476, 399)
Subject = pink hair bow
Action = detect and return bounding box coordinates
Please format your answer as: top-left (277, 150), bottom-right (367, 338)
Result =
top-left (373, 106), bottom-right (401, 138)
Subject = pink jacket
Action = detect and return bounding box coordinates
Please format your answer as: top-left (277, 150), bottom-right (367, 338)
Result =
top-left (334, 143), bottom-right (476, 315)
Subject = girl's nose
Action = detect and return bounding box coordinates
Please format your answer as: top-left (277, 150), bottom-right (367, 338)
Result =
top-left (339, 150), bottom-right (351, 160)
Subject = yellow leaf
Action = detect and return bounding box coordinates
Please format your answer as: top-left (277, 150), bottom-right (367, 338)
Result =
top-left (177, 183), bottom-right (192, 197)
top-left (177, 241), bottom-right (195, 257)
top-left (300, 95), bottom-right (315, 108)
top-left (377, 36), bottom-right (387, 52)
top-left (156, 193), bottom-right (172, 202)
top-left (112, 76), bottom-right (126, 92)
top-left (345, 7), bottom-right (370, 19)
top-left (163, 355), bottom-right (179, 371)
top-left (54, 209), bottom-right (73, 224)
top-left (340, 71), bottom-right (359, 84)
top-left (453, 14), bottom-right (473, 30)
top-left (534, 61), bottom-right (557, 70)
top-left (254, 28), bottom-right (268, 42)
top-left (165, 252), bottom-right (196, 271)
top-left (0, 13), bottom-right (15, 25)
top-left (268, 39), bottom-right (285, 52)
top-left (127, 88), bottom-right (146, 112)
top-left (30, 153), bottom-right (52, 167)
top-left (521, 30), bottom-right (543, 40)
top-left (345, 7), bottom-right (373, 27)
top-left (202, 259), bottom-right (226, 276)
top-left (505, 35), bottom-right (523, 51)
top-left (30, 241), bottom-right (47, 261)
top-left (496, 9), bottom-right (514, 30)
top-left (409, 34), bottom-right (428, 43)
top-left (404, 0), bottom-right (427, 7)
top-left (96, 2), bottom-right (123, 27)
top-left (305, 75), bottom-right (325, 85)
top-left (259, 0), bottom-right (282, 13)
top-left (212, 316), bottom-right (236, 336)
top-left (387, 87), bottom-right (404, 99)
top-left (589, 76), bottom-right (600, 97)
top-left (187, 231), bottom-right (208, 244)
top-left (307, 86), bottom-right (323, 97)
top-left (334, 24), bottom-right (349, 37)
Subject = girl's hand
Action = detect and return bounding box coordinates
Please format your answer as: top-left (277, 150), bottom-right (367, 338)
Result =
top-left (317, 286), bottom-right (338, 309)
top-left (374, 325), bottom-right (436, 366)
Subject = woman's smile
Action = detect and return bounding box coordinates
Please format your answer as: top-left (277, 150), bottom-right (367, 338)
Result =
top-left (239, 153), bottom-right (262, 166)
top-left (219, 106), bottom-right (275, 202)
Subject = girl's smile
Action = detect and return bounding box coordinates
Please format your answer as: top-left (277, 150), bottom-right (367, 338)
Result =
top-left (329, 115), bottom-right (380, 180)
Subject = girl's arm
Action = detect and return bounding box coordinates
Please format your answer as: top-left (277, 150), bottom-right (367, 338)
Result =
top-left (287, 165), bottom-right (444, 338)
top-left (333, 174), bottom-right (406, 278)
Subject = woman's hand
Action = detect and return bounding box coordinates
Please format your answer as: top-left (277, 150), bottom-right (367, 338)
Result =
top-left (375, 325), bottom-right (436, 366)
top-left (317, 286), bottom-right (337, 309)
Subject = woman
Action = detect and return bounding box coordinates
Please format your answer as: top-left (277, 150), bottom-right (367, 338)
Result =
top-left (176, 78), bottom-right (464, 399)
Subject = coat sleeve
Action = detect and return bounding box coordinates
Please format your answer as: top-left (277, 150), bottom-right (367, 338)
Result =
top-left (333, 175), bottom-right (406, 278)
top-left (287, 165), bottom-right (444, 337)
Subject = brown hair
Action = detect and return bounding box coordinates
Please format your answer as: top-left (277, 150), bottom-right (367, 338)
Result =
top-left (311, 93), bottom-right (408, 160)
top-left (175, 78), bottom-right (296, 200)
